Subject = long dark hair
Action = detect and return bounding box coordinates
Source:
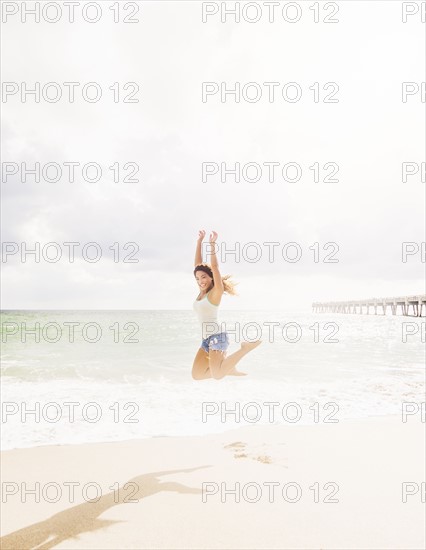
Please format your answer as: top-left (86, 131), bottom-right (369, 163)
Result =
top-left (194, 263), bottom-right (238, 295)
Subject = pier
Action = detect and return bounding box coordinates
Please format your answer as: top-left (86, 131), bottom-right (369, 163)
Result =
top-left (312, 295), bottom-right (426, 317)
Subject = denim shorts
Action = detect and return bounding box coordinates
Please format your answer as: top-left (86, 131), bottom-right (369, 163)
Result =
top-left (201, 332), bottom-right (230, 353)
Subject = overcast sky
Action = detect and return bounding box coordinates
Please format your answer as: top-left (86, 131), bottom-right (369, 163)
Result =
top-left (1, 1), bottom-right (425, 310)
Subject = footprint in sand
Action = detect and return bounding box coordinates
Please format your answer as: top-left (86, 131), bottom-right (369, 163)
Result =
top-left (223, 441), bottom-right (273, 464)
top-left (256, 455), bottom-right (273, 464)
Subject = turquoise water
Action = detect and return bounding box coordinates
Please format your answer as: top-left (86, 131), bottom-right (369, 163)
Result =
top-left (1, 310), bottom-right (424, 449)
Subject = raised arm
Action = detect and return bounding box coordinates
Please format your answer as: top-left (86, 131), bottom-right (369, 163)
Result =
top-left (194, 230), bottom-right (205, 266)
top-left (208, 231), bottom-right (224, 294)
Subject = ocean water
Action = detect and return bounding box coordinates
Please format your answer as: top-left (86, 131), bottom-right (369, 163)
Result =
top-left (1, 309), bottom-right (424, 450)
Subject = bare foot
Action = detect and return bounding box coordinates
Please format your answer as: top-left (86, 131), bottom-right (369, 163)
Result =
top-left (241, 340), bottom-right (262, 352)
top-left (228, 367), bottom-right (247, 376)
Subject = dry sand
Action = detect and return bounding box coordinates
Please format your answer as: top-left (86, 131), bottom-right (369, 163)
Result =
top-left (1, 415), bottom-right (424, 549)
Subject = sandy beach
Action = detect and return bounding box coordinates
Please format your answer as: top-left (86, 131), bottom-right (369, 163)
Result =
top-left (1, 415), bottom-right (424, 550)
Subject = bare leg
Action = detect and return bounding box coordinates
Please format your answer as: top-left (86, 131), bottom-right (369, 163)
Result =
top-left (222, 352), bottom-right (247, 376)
top-left (208, 341), bottom-right (262, 380)
top-left (192, 348), bottom-right (246, 380)
top-left (192, 348), bottom-right (212, 380)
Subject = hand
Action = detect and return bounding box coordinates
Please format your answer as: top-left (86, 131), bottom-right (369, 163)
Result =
top-left (209, 230), bottom-right (218, 243)
top-left (197, 229), bottom-right (206, 242)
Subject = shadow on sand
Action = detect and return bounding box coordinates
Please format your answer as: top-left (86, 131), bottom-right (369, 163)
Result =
top-left (0, 466), bottom-right (207, 550)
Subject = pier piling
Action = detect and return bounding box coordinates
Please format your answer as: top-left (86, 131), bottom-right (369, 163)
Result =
top-left (312, 295), bottom-right (426, 317)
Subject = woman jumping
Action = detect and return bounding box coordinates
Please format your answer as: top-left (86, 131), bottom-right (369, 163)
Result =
top-left (192, 230), bottom-right (262, 380)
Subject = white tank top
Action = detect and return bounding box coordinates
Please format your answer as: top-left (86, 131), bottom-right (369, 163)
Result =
top-left (193, 291), bottom-right (221, 339)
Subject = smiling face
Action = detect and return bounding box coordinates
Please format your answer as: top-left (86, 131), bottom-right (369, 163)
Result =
top-left (195, 270), bottom-right (213, 292)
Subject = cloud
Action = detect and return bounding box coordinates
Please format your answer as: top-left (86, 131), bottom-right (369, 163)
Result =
top-left (2, 3), bottom-right (424, 309)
